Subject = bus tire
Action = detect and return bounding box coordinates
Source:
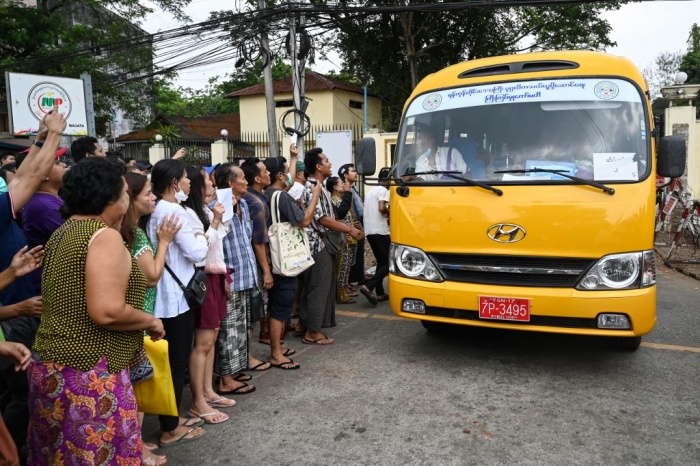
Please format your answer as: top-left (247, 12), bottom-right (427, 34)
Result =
top-left (615, 336), bottom-right (642, 350)
top-left (421, 320), bottom-right (448, 332)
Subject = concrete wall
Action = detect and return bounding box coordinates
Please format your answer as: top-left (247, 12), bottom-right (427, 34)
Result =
top-left (238, 90), bottom-right (382, 134)
top-left (665, 104), bottom-right (699, 196)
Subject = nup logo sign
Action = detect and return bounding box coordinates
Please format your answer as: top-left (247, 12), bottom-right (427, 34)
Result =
top-left (27, 81), bottom-right (73, 120)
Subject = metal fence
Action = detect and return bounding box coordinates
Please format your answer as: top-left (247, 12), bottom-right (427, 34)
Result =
top-left (108, 123), bottom-right (365, 166)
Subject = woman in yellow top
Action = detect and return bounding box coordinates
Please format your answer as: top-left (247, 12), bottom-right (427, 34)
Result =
top-left (28, 158), bottom-right (165, 464)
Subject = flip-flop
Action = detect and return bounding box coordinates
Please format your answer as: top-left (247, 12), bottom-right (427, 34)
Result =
top-left (142, 452), bottom-right (167, 466)
top-left (189, 409), bottom-right (229, 425)
top-left (207, 397), bottom-right (237, 409)
top-left (244, 361), bottom-right (271, 372)
top-left (231, 373), bottom-right (252, 382)
top-left (217, 382), bottom-right (256, 395)
top-left (181, 417), bottom-right (204, 428)
top-left (158, 426), bottom-right (205, 449)
top-left (302, 337), bottom-right (334, 345)
top-left (270, 358), bottom-right (300, 370)
top-left (282, 348), bottom-right (296, 356)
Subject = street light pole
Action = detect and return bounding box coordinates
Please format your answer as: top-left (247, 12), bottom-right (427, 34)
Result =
top-left (359, 70), bottom-right (368, 134)
top-left (363, 83), bottom-right (368, 134)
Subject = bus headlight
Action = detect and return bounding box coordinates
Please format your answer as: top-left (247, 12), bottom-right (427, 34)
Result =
top-left (576, 251), bottom-right (655, 290)
top-left (390, 243), bottom-right (443, 282)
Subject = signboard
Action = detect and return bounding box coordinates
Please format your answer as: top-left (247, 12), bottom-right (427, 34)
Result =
top-left (316, 130), bottom-right (353, 173)
top-left (6, 72), bottom-right (89, 136)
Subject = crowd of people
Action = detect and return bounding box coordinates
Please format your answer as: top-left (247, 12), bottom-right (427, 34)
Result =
top-left (0, 107), bottom-right (392, 465)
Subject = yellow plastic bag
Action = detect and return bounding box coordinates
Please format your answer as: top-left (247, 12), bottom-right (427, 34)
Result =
top-left (132, 337), bottom-right (178, 416)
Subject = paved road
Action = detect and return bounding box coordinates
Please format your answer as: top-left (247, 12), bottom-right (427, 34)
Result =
top-left (146, 263), bottom-right (700, 465)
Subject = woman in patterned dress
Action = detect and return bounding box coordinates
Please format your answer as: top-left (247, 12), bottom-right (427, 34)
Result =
top-left (28, 158), bottom-right (165, 464)
top-left (120, 172), bottom-right (182, 465)
top-left (325, 176), bottom-right (358, 305)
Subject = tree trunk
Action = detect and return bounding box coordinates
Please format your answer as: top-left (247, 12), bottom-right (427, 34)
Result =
top-left (400, 11), bottom-right (419, 89)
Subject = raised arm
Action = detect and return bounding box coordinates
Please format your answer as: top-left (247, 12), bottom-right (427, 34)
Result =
top-left (9, 107), bottom-right (66, 212)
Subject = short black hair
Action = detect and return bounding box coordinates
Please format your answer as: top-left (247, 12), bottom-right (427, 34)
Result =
top-left (240, 157), bottom-right (262, 186)
top-left (70, 136), bottom-right (99, 164)
top-left (1, 152), bottom-right (15, 162)
top-left (338, 163), bottom-right (354, 181)
top-left (150, 158), bottom-right (185, 200)
top-left (304, 147), bottom-right (323, 177)
top-left (378, 167), bottom-right (391, 180)
top-left (214, 162), bottom-right (236, 189)
top-left (325, 176), bottom-right (340, 193)
top-left (263, 156), bottom-right (287, 181)
top-left (60, 157), bottom-right (125, 218)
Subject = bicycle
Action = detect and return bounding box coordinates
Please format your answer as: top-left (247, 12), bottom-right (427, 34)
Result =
top-left (665, 197), bottom-right (700, 263)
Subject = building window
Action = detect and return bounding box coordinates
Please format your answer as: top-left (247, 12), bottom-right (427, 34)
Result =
top-left (275, 100), bottom-right (294, 108)
top-left (349, 100), bottom-right (363, 109)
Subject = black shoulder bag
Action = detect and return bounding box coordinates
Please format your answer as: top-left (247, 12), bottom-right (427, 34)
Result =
top-left (164, 264), bottom-right (208, 309)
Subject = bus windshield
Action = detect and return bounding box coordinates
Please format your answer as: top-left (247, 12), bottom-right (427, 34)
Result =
top-left (396, 78), bottom-right (649, 184)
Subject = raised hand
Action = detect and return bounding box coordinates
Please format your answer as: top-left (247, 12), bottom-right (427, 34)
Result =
top-left (156, 213), bottom-right (182, 244)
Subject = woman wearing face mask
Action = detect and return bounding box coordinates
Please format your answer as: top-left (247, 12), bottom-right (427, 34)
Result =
top-left (146, 159), bottom-right (209, 448)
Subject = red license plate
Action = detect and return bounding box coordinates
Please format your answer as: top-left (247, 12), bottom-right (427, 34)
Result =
top-left (479, 296), bottom-right (530, 322)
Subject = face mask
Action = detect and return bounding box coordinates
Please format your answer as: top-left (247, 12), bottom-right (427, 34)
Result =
top-left (174, 183), bottom-right (188, 203)
top-left (285, 173), bottom-right (293, 187)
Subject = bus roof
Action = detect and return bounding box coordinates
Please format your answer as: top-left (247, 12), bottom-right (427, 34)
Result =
top-left (410, 51), bottom-right (648, 104)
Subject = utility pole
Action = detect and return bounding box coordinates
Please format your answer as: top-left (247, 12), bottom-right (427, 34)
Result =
top-left (290, 7), bottom-right (307, 155)
top-left (259, 0), bottom-right (279, 157)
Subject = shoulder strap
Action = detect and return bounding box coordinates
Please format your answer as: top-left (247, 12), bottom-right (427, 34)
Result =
top-left (271, 190), bottom-right (282, 224)
top-left (164, 263), bottom-right (188, 292)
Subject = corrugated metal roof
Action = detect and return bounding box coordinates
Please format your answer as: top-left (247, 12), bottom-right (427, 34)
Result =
top-left (116, 114), bottom-right (241, 142)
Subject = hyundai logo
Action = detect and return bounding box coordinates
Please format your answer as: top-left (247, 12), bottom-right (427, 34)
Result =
top-left (487, 223), bottom-right (526, 243)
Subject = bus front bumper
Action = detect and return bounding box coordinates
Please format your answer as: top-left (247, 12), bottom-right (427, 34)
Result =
top-left (388, 275), bottom-right (656, 337)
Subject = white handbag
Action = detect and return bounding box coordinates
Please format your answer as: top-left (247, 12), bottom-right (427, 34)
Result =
top-left (269, 190), bottom-right (315, 276)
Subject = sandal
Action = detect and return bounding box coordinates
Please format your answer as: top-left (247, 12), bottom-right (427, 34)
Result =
top-left (232, 372), bottom-right (252, 382)
top-left (143, 451), bottom-right (167, 466)
top-left (189, 409), bottom-right (229, 425)
top-left (158, 426), bottom-right (205, 449)
top-left (270, 358), bottom-right (300, 370)
top-left (207, 397), bottom-right (237, 408)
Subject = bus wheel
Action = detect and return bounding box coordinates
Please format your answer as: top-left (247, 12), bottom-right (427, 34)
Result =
top-left (615, 336), bottom-right (642, 350)
top-left (421, 320), bottom-right (448, 332)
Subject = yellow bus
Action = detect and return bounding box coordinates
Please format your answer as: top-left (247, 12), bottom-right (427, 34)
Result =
top-left (357, 51), bottom-right (686, 350)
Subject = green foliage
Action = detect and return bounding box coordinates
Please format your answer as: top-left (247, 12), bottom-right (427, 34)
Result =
top-left (0, 0), bottom-right (191, 135)
top-left (680, 24), bottom-right (700, 85)
top-left (321, 0), bottom-right (625, 130)
top-left (155, 59), bottom-right (292, 118)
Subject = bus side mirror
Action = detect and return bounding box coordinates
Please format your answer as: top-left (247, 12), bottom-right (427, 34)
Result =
top-left (657, 135), bottom-right (686, 178)
top-left (356, 138), bottom-right (376, 176)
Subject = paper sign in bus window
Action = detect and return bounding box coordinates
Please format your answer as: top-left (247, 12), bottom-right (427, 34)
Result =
top-left (593, 153), bottom-right (638, 181)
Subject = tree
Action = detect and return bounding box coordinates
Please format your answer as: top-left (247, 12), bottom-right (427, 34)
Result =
top-left (680, 24), bottom-right (700, 84)
top-left (321, 0), bottom-right (626, 130)
top-left (0, 0), bottom-right (191, 135)
top-left (155, 59), bottom-right (292, 118)
top-left (644, 51), bottom-right (684, 99)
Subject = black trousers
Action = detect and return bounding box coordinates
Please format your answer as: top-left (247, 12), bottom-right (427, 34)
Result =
top-left (349, 238), bottom-right (365, 283)
top-left (159, 309), bottom-right (194, 432)
top-left (366, 234), bottom-right (390, 296)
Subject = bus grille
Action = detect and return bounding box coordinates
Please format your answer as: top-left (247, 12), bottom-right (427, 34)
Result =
top-left (424, 307), bottom-right (598, 329)
top-left (429, 254), bottom-right (595, 288)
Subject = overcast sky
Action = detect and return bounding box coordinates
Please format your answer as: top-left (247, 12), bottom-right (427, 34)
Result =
top-left (144, 0), bottom-right (699, 89)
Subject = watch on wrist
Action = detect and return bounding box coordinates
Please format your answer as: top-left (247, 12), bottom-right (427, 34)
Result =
top-left (33, 140), bottom-right (44, 148)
